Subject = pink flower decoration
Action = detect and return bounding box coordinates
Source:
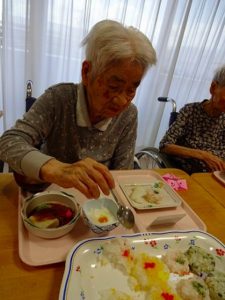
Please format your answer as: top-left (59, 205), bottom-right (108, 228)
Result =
top-left (162, 173), bottom-right (188, 190)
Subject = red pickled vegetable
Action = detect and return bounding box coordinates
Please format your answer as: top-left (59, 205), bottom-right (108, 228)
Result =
top-left (144, 261), bottom-right (156, 269)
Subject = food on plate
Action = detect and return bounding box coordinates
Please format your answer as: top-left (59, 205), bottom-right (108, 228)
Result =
top-left (28, 216), bottom-right (60, 228)
top-left (129, 183), bottom-right (164, 204)
top-left (122, 180), bottom-right (180, 209)
top-left (27, 202), bottom-right (74, 228)
top-left (162, 249), bottom-right (190, 275)
top-left (98, 239), bottom-right (223, 299)
top-left (86, 206), bottom-right (117, 226)
top-left (100, 239), bottom-right (176, 294)
top-left (99, 239), bottom-right (135, 275)
top-left (98, 288), bottom-right (132, 300)
top-left (205, 271), bottom-right (225, 300)
top-left (176, 276), bottom-right (211, 300)
top-left (146, 285), bottom-right (182, 299)
top-left (185, 246), bottom-right (215, 275)
top-left (130, 252), bottom-right (170, 291)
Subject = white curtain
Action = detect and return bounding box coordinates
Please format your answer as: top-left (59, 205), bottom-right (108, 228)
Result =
top-left (1, 0), bottom-right (225, 151)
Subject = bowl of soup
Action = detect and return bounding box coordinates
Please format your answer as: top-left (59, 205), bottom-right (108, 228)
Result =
top-left (82, 197), bottom-right (120, 234)
top-left (21, 191), bottom-right (81, 239)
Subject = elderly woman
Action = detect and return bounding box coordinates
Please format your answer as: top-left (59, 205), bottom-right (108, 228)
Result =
top-left (0, 20), bottom-right (156, 198)
top-left (159, 65), bottom-right (225, 174)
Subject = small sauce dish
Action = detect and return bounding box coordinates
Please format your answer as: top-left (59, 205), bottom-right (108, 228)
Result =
top-left (82, 198), bottom-right (120, 234)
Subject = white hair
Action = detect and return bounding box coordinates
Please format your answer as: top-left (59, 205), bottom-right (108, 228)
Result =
top-left (81, 19), bottom-right (157, 77)
top-left (213, 65), bottom-right (225, 87)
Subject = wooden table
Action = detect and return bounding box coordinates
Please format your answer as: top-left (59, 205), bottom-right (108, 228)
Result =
top-left (155, 169), bottom-right (225, 242)
top-left (0, 170), bottom-right (225, 300)
top-left (0, 174), bottom-right (64, 300)
top-left (191, 172), bottom-right (225, 208)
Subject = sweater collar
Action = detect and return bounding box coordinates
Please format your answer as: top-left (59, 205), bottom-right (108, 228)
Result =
top-left (76, 83), bottom-right (112, 131)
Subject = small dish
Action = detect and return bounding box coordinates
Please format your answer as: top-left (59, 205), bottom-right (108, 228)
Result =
top-left (120, 181), bottom-right (181, 210)
top-left (21, 190), bottom-right (81, 239)
top-left (82, 198), bottom-right (120, 234)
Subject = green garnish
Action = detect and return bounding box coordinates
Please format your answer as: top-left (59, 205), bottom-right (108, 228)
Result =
top-left (192, 281), bottom-right (205, 297)
top-left (175, 256), bottom-right (185, 265)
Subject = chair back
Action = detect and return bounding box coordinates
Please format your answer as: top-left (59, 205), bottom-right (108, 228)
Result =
top-left (25, 80), bottom-right (36, 112)
top-left (158, 97), bottom-right (178, 127)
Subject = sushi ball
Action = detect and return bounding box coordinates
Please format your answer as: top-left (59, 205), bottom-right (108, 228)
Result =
top-left (162, 249), bottom-right (190, 275)
top-left (205, 271), bottom-right (225, 300)
top-left (176, 276), bottom-right (211, 300)
top-left (185, 246), bottom-right (215, 275)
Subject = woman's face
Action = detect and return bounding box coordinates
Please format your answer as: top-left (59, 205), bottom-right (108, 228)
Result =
top-left (82, 59), bottom-right (145, 124)
top-left (210, 81), bottom-right (225, 113)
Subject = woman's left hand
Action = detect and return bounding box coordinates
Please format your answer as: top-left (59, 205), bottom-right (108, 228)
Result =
top-left (201, 151), bottom-right (225, 171)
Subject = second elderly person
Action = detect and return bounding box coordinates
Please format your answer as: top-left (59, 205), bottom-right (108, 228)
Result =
top-left (160, 65), bottom-right (225, 174)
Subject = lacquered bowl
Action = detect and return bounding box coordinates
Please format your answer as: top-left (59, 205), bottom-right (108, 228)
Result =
top-left (21, 191), bottom-right (81, 239)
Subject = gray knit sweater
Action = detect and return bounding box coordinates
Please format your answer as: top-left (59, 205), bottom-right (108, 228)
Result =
top-left (0, 83), bottom-right (137, 179)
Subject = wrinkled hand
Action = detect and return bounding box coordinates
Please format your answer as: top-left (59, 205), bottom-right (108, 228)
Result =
top-left (202, 151), bottom-right (225, 171)
top-left (40, 158), bottom-right (115, 198)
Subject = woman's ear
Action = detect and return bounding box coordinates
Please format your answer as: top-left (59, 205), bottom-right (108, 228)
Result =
top-left (82, 61), bottom-right (91, 85)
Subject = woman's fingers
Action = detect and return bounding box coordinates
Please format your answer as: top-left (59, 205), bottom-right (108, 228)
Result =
top-left (72, 177), bottom-right (100, 199)
top-left (86, 169), bottom-right (111, 196)
top-left (40, 157), bottom-right (115, 198)
top-left (74, 158), bottom-right (115, 196)
top-left (94, 163), bottom-right (115, 189)
top-left (68, 158), bottom-right (114, 197)
top-left (204, 153), bottom-right (225, 171)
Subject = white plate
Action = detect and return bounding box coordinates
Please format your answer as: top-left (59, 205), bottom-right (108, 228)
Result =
top-left (59, 230), bottom-right (225, 300)
top-left (213, 171), bottom-right (225, 185)
top-left (119, 178), bottom-right (181, 210)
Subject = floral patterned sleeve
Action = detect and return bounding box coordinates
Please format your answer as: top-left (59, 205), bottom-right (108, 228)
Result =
top-left (159, 105), bottom-right (192, 149)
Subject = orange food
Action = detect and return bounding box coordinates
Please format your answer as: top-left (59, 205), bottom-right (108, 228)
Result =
top-left (98, 215), bottom-right (108, 223)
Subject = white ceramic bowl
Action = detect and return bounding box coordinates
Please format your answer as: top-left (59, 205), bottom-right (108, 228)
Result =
top-left (82, 197), bottom-right (120, 234)
top-left (21, 191), bottom-right (80, 239)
